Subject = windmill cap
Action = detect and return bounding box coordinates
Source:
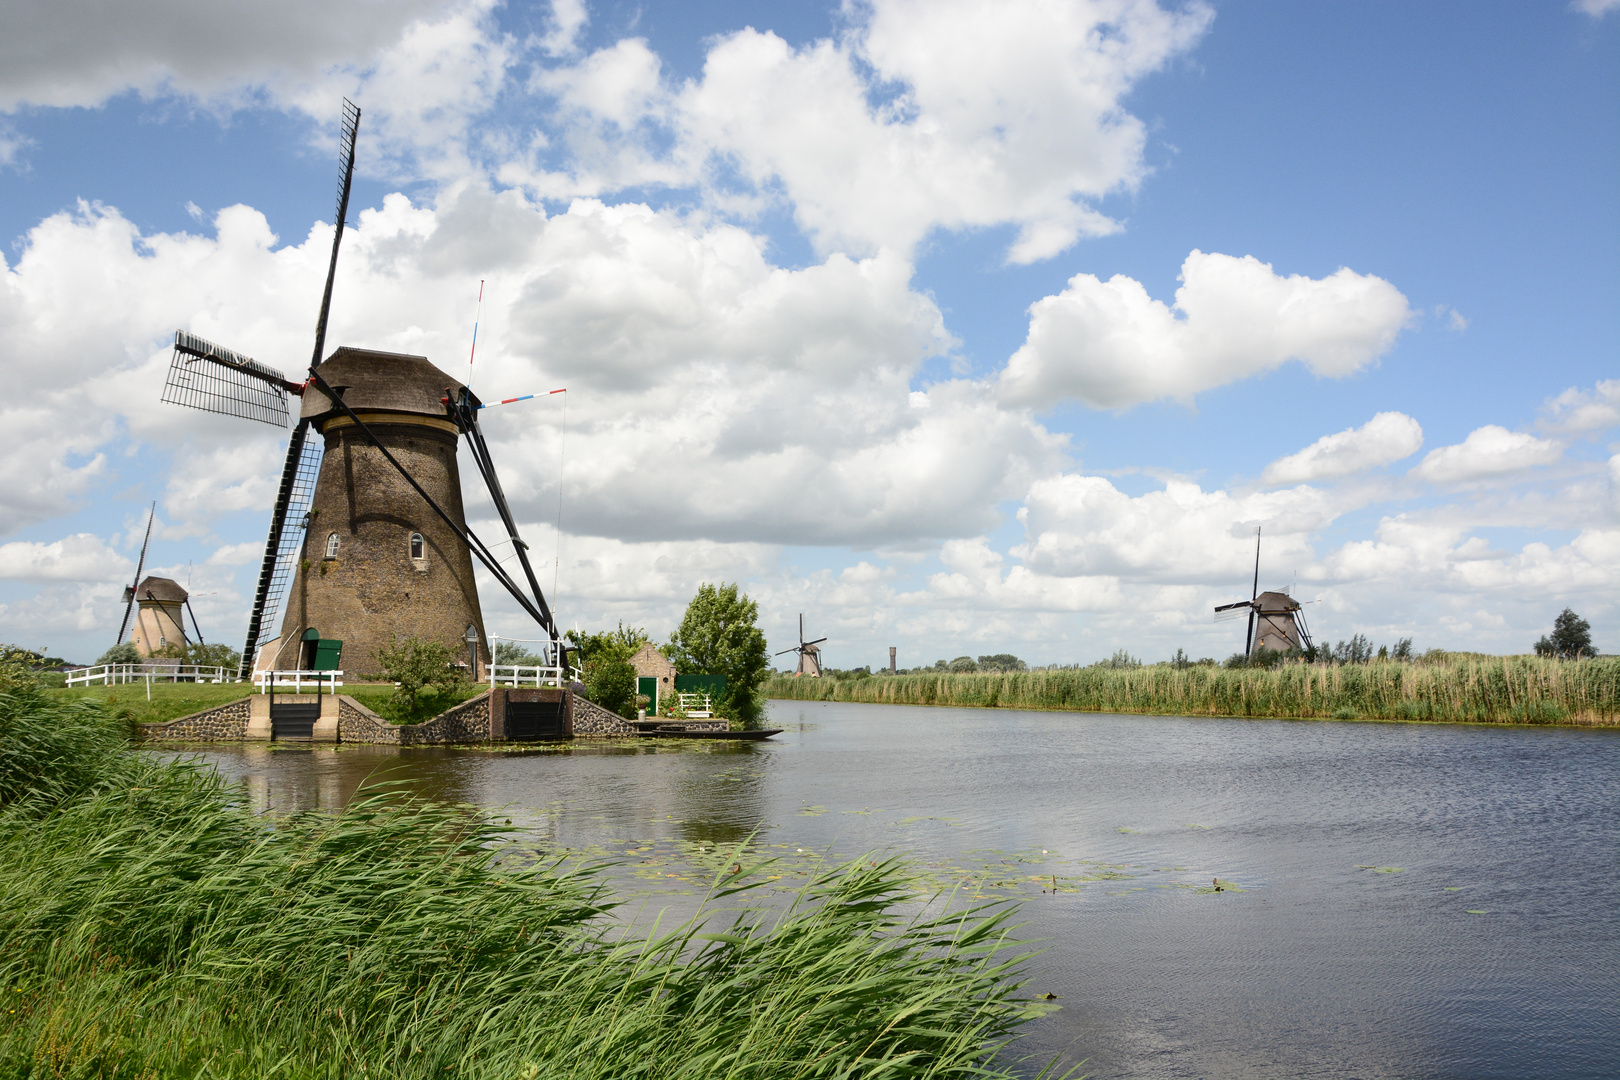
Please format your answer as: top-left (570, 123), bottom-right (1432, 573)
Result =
top-left (301, 347), bottom-right (478, 422)
top-left (135, 576), bottom-right (188, 603)
top-left (1254, 591), bottom-right (1301, 613)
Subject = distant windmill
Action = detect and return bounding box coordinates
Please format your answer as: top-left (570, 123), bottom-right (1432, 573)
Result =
top-left (774, 614), bottom-right (826, 677)
top-left (1213, 526), bottom-right (1314, 657)
top-left (159, 99), bottom-right (567, 678)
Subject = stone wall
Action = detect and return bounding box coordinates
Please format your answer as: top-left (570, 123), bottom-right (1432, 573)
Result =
top-left (337, 696), bottom-right (401, 744)
top-left (572, 695), bottom-right (637, 736)
top-left (403, 691), bottom-right (491, 744)
top-left (141, 697), bottom-right (251, 740)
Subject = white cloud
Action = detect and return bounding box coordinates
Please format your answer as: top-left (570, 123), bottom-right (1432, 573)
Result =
top-left (0, 0), bottom-right (452, 111)
top-left (539, 0), bottom-right (589, 58)
top-left (514, 0), bottom-right (1213, 262)
top-left (1541, 379), bottom-right (1620, 435)
top-left (1414, 425), bottom-right (1563, 485)
top-left (0, 535), bottom-right (130, 583)
top-left (1261, 412), bottom-right (1423, 486)
top-left (1572, 0), bottom-right (1620, 18)
top-left (0, 184), bottom-right (1065, 550)
top-left (999, 250), bottom-right (1412, 409)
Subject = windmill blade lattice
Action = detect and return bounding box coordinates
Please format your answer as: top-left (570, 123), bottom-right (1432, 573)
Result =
top-left (240, 426), bottom-right (325, 671)
top-left (162, 331), bottom-right (298, 427)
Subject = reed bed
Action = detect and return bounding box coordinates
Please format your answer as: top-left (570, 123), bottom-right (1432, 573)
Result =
top-left (0, 685), bottom-right (1054, 1080)
top-left (766, 657), bottom-right (1620, 726)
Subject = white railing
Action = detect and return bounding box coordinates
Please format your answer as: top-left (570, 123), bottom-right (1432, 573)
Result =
top-left (676, 692), bottom-right (714, 718)
top-left (488, 663), bottom-right (579, 688)
top-left (254, 670), bottom-right (344, 695)
top-left (65, 663), bottom-right (235, 686)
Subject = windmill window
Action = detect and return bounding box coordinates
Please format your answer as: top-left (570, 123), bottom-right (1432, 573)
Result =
top-left (410, 533), bottom-right (426, 560)
top-left (324, 533), bottom-right (340, 559)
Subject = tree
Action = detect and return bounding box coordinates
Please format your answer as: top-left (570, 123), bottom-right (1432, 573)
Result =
top-left (947, 656), bottom-right (979, 673)
top-left (666, 583), bottom-right (769, 726)
top-left (493, 641), bottom-right (544, 666)
top-left (1535, 608), bottom-right (1594, 659)
top-left (96, 643), bottom-right (140, 666)
top-left (977, 653), bottom-right (1026, 673)
top-left (565, 622), bottom-right (649, 719)
top-left (374, 636), bottom-right (463, 713)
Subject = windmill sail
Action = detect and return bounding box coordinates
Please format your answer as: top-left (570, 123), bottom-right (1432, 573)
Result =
top-left (161, 331), bottom-right (300, 426)
top-left (238, 423), bottom-right (324, 675)
top-left (116, 502), bottom-right (156, 645)
top-left (237, 99), bottom-right (360, 677)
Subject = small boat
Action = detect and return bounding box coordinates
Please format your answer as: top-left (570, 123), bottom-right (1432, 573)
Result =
top-left (632, 721), bottom-right (782, 740)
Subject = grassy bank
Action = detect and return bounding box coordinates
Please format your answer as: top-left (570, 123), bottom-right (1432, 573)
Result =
top-left (0, 684), bottom-right (1050, 1079)
top-left (46, 681), bottom-right (255, 726)
top-left (766, 656), bottom-right (1620, 726)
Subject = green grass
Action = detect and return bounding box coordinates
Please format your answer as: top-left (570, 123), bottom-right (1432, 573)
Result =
top-left (46, 682), bottom-right (255, 726)
top-left (0, 684), bottom-right (1053, 1079)
top-left (766, 656), bottom-right (1620, 727)
top-left (346, 682), bottom-right (482, 724)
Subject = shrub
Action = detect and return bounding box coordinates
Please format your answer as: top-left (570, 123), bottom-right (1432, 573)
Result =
top-left (374, 635), bottom-right (464, 719)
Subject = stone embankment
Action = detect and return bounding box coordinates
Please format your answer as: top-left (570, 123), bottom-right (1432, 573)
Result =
top-left (140, 688), bottom-right (727, 743)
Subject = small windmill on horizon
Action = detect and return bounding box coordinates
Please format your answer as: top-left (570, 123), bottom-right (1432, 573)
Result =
top-left (1213, 526), bottom-right (1314, 658)
top-left (775, 614), bottom-right (827, 677)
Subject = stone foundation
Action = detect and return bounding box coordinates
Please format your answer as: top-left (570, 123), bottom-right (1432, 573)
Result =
top-left (141, 689), bottom-right (731, 744)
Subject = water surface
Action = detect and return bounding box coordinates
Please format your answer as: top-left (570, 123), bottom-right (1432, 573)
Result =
top-left (178, 702), bottom-right (1620, 1079)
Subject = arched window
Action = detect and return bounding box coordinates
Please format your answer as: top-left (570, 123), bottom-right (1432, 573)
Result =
top-left (324, 532), bottom-right (340, 558)
top-left (409, 532), bottom-right (425, 560)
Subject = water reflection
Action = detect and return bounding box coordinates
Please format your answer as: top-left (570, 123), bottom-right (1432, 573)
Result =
top-left (161, 706), bottom-right (1620, 1080)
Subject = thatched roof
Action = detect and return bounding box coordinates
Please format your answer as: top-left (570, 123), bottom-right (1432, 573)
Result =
top-left (300, 347), bottom-right (471, 422)
top-left (136, 576), bottom-right (187, 603)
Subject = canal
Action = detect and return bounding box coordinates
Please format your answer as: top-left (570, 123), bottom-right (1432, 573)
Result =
top-left (175, 700), bottom-right (1619, 1079)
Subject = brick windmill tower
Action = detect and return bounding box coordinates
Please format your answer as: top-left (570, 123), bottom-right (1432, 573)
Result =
top-left (158, 100), bottom-right (565, 678)
top-left (264, 347), bottom-right (489, 673)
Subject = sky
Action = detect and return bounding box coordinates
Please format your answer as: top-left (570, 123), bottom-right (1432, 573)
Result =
top-left (0, 0), bottom-right (1616, 669)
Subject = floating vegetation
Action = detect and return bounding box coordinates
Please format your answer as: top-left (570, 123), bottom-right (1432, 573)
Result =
top-left (1466, 909), bottom-right (1490, 914)
top-left (1355, 865), bottom-right (1407, 873)
top-left (764, 656), bottom-right (1620, 726)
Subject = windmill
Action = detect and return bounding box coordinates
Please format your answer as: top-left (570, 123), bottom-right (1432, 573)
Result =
top-left (774, 614), bottom-right (826, 677)
top-left (159, 99), bottom-right (568, 679)
top-left (1213, 526), bottom-right (1314, 657)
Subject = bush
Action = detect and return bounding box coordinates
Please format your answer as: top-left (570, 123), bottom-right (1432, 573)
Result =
top-left (374, 635), bottom-right (465, 720)
top-left (95, 642), bottom-right (140, 666)
top-left (567, 623), bottom-right (650, 719)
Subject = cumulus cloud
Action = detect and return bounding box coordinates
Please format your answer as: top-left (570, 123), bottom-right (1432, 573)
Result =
top-left (1414, 426), bottom-right (1563, 485)
top-left (1261, 412), bottom-right (1423, 486)
top-left (511, 0), bottom-right (1213, 262)
top-left (998, 250), bottom-right (1412, 409)
top-left (0, 535), bottom-right (130, 583)
top-left (1541, 379), bottom-right (1620, 435)
top-left (0, 183), bottom-right (1065, 551)
top-left (1572, 0), bottom-right (1620, 18)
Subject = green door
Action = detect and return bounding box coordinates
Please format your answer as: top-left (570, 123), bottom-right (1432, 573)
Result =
top-left (312, 639), bottom-right (343, 671)
top-left (637, 677), bottom-right (658, 713)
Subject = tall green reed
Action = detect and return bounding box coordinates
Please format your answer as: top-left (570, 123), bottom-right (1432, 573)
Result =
top-left (765, 656), bottom-right (1620, 726)
top-left (0, 687), bottom-right (1055, 1080)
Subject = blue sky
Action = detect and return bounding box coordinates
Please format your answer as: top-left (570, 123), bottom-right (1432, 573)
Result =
top-left (0, 0), bottom-right (1615, 667)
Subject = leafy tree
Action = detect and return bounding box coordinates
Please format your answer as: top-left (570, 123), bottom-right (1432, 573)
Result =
top-left (96, 643), bottom-right (140, 666)
top-left (666, 583), bottom-right (769, 726)
top-left (976, 653), bottom-right (1026, 673)
top-left (565, 622), bottom-right (650, 719)
top-left (1094, 649), bottom-right (1141, 670)
top-left (947, 656), bottom-right (979, 673)
top-left (0, 645), bottom-right (43, 692)
top-left (1535, 608), bottom-right (1594, 659)
top-left (374, 636), bottom-right (463, 714)
top-left (493, 641), bottom-right (545, 666)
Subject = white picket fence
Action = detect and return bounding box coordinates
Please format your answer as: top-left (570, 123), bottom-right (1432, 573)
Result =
top-left (65, 663), bottom-right (235, 687)
top-left (676, 692), bottom-right (714, 718)
top-left (253, 670), bottom-right (344, 695)
top-left (487, 664), bottom-right (581, 688)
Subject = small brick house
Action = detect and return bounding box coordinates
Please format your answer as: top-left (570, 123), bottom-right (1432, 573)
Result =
top-left (629, 643), bottom-right (676, 712)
